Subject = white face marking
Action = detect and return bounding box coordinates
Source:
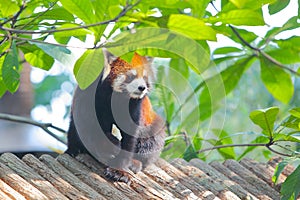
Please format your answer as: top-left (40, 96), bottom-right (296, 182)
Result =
top-left (129, 69), bottom-right (137, 76)
top-left (143, 69), bottom-right (147, 77)
top-left (112, 70), bottom-right (150, 99)
top-left (126, 78), bottom-right (148, 99)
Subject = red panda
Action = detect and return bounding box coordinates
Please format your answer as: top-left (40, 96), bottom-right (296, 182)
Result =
top-left (66, 50), bottom-right (165, 183)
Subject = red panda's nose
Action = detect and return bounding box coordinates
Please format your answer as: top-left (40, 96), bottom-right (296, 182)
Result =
top-left (138, 86), bottom-right (146, 92)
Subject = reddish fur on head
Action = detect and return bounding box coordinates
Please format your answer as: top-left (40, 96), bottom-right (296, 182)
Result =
top-left (109, 53), bottom-right (148, 81)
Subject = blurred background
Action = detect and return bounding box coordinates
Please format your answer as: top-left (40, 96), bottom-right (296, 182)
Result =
top-left (0, 0), bottom-right (299, 162)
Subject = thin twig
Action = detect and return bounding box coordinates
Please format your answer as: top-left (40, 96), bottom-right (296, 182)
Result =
top-left (0, 0), bottom-right (140, 35)
top-left (229, 25), bottom-right (260, 51)
top-left (209, 0), bottom-right (300, 77)
top-left (2, 34), bottom-right (94, 49)
top-left (196, 143), bottom-right (266, 154)
top-left (266, 144), bottom-right (293, 157)
top-left (228, 25), bottom-right (300, 76)
top-left (260, 51), bottom-right (300, 76)
top-left (0, 3), bottom-right (26, 26)
top-left (0, 113), bottom-right (67, 145)
top-left (19, 1), bottom-right (58, 31)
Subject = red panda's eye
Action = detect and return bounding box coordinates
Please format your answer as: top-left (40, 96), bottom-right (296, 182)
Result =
top-left (126, 74), bottom-right (136, 82)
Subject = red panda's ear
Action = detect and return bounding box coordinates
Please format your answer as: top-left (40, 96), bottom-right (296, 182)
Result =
top-left (102, 49), bottom-right (117, 81)
top-left (131, 52), bottom-right (148, 67)
top-left (103, 49), bottom-right (117, 65)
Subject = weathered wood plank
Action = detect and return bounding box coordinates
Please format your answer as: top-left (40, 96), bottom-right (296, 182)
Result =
top-left (0, 153), bottom-right (66, 199)
top-left (0, 160), bottom-right (48, 200)
top-left (210, 161), bottom-right (272, 200)
top-left (57, 154), bottom-right (130, 200)
top-left (223, 159), bottom-right (280, 200)
top-left (22, 154), bottom-right (88, 200)
top-left (39, 154), bottom-right (106, 200)
top-left (172, 158), bottom-right (240, 200)
top-left (240, 158), bottom-right (286, 188)
top-left (0, 179), bottom-right (25, 200)
top-left (156, 158), bottom-right (218, 200)
top-left (135, 170), bottom-right (179, 200)
top-left (75, 154), bottom-right (145, 200)
top-left (189, 158), bottom-right (258, 200)
top-left (66, 154), bottom-right (174, 199)
top-left (0, 188), bottom-right (12, 200)
top-left (143, 163), bottom-right (199, 200)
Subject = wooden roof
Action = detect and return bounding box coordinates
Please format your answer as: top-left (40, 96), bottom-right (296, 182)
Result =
top-left (0, 152), bottom-right (293, 200)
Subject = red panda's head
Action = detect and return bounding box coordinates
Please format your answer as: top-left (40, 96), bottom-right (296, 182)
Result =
top-left (102, 50), bottom-right (154, 99)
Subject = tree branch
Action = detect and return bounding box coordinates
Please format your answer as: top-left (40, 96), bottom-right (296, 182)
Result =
top-left (228, 25), bottom-right (300, 76)
top-left (266, 144), bottom-right (293, 157)
top-left (0, 113), bottom-right (67, 145)
top-left (196, 143), bottom-right (266, 154)
top-left (196, 140), bottom-right (296, 157)
top-left (260, 51), bottom-right (300, 76)
top-left (228, 25), bottom-right (260, 51)
top-left (1, 34), bottom-right (94, 50)
top-left (0, 0), bottom-right (140, 35)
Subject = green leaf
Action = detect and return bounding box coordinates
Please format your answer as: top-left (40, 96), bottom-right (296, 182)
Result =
top-left (0, 0), bottom-right (19, 17)
top-left (213, 129), bottom-right (236, 159)
top-left (260, 56), bottom-right (294, 104)
top-left (273, 133), bottom-right (300, 143)
top-left (169, 58), bottom-right (189, 79)
top-left (275, 36), bottom-right (300, 51)
top-left (249, 107), bottom-right (279, 137)
top-left (91, 0), bottom-right (114, 42)
top-left (229, 0), bottom-right (275, 9)
top-left (24, 50), bottom-right (54, 70)
top-left (183, 144), bottom-right (198, 161)
top-left (54, 23), bottom-right (92, 42)
top-left (189, 0), bottom-right (210, 17)
top-left (289, 108), bottom-right (300, 119)
top-left (266, 48), bottom-right (300, 64)
top-left (273, 160), bottom-right (288, 183)
top-left (32, 6), bottom-right (75, 21)
top-left (0, 56), bottom-right (7, 97)
top-left (74, 49), bottom-right (104, 89)
top-left (2, 41), bottom-right (20, 93)
top-left (31, 42), bottom-right (72, 67)
top-left (265, 17), bottom-right (299, 40)
top-left (213, 26), bottom-right (258, 44)
top-left (207, 9), bottom-right (265, 26)
top-left (59, 0), bottom-right (94, 24)
top-left (280, 115), bottom-right (300, 130)
top-left (192, 134), bottom-right (203, 152)
top-left (213, 47), bottom-right (243, 55)
top-left (281, 164), bottom-right (300, 200)
top-left (162, 14), bottom-right (217, 41)
top-left (105, 27), bottom-right (211, 74)
top-left (268, 0), bottom-right (290, 15)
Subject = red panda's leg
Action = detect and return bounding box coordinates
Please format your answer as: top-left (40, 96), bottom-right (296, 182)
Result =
top-left (103, 131), bottom-right (137, 183)
top-left (129, 159), bottom-right (142, 173)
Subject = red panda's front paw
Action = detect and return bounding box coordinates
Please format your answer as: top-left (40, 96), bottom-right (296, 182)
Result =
top-left (103, 167), bottom-right (131, 184)
top-left (129, 159), bottom-right (142, 173)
